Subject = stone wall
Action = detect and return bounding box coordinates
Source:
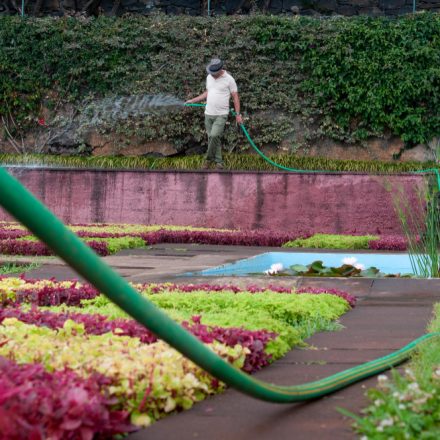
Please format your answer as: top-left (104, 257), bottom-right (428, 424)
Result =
top-left (0, 167), bottom-right (425, 235)
top-left (1, 0), bottom-right (439, 17)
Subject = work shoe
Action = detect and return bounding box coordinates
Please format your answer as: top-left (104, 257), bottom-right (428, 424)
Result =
top-left (215, 163), bottom-right (224, 170)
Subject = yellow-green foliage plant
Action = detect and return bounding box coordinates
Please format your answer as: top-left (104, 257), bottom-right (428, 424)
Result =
top-left (283, 234), bottom-right (378, 250)
top-left (0, 318), bottom-right (246, 427)
top-left (45, 289), bottom-right (350, 360)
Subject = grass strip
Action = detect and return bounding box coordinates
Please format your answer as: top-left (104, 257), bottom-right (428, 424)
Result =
top-left (1, 153), bottom-right (439, 174)
top-left (0, 263), bottom-right (40, 275)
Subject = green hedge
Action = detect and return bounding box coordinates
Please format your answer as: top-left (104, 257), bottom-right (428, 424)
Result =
top-left (0, 14), bottom-right (439, 151)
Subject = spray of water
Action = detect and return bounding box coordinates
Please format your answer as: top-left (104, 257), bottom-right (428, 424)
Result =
top-left (1, 94), bottom-right (185, 167)
top-left (82, 94), bottom-right (185, 127)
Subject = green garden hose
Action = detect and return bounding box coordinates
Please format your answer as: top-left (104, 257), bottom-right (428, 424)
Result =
top-left (0, 165), bottom-right (439, 402)
top-left (185, 103), bottom-right (440, 190)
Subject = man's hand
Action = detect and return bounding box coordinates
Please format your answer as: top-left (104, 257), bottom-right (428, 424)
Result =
top-left (186, 91), bottom-right (208, 105)
top-left (231, 92), bottom-right (242, 125)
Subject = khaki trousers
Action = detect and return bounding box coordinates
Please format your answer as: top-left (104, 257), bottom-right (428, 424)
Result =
top-left (205, 114), bottom-right (228, 164)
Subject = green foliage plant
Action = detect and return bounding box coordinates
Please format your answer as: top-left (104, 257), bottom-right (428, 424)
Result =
top-left (47, 290), bottom-right (350, 361)
top-left (250, 14), bottom-right (440, 145)
top-left (0, 13), bottom-right (439, 152)
top-left (344, 303), bottom-right (440, 438)
top-left (393, 177), bottom-right (440, 277)
top-left (69, 224), bottom-right (227, 233)
top-left (283, 234), bottom-right (378, 250)
top-left (17, 234), bottom-right (146, 254)
top-left (270, 260), bottom-right (388, 278)
top-left (0, 262), bottom-right (40, 274)
top-left (84, 236), bottom-right (146, 254)
top-left (8, 221), bottom-right (227, 234)
top-left (0, 16), bottom-right (151, 128)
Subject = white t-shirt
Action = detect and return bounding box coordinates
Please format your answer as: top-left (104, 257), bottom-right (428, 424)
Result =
top-left (205, 71), bottom-right (238, 116)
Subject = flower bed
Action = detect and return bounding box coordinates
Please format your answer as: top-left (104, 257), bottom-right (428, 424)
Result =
top-left (0, 276), bottom-right (355, 437)
top-left (0, 222), bottom-right (409, 257)
top-left (0, 222), bottom-right (304, 256)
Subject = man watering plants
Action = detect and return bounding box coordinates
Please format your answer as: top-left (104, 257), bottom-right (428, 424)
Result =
top-left (185, 58), bottom-right (243, 169)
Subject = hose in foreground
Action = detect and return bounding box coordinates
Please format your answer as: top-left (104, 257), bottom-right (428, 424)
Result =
top-left (0, 166), bottom-right (438, 403)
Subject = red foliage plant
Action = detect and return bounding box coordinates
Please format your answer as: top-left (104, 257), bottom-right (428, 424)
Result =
top-left (0, 357), bottom-right (136, 440)
top-left (0, 239), bottom-right (109, 256)
top-left (368, 235), bottom-right (408, 251)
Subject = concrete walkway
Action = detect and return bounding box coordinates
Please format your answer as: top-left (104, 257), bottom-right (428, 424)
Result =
top-left (9, 244), bottom-right (440, 440)
top-left (130, 278), bottom-right (439, 440)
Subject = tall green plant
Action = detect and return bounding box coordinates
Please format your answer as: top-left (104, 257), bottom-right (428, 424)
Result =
top-left (393, 177), bottom-right (440, 278)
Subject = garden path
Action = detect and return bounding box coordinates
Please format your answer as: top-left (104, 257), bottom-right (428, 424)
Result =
top-left (129, 276), bottom-right (438, 440)
top-left (12, 244), bottom-right (440, 440)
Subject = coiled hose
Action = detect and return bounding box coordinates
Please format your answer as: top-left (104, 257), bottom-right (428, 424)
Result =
top-left (0, 134), bottom-right (439, 402)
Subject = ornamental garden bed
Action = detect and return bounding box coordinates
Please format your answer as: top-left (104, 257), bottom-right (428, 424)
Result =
top-left (0, 276), bottom-right (355, 438)
top-left (0, 222), bottom-right (408, 258)
top-left (0, 211), bottom-right (436, 438)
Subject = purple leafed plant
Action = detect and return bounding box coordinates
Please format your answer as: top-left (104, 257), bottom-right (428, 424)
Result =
top-left (140, 229), bottom-right (307, 247)
top-left (368, 235), bottom-right (408, 251)
top-left (183, 316), bottom-right (277, 372)
top-left (2, 223), bottom-right (307, 247)
top-left (0, 239), bottom-right (110, 256)
top-left (1, 276), bottom-right (356, 308)
top-left (0, 357), bottom-right (136, 440)
top-left (295, 287), bottom-right (357, 308)
top-left (86, 240), bottom-right (111, 256)
top-left (0, 239), bottom-right (52, 256)
top-left (13, 284), bottom-right (100, 307)
top-left (0, 229), bottom-right (31, 240)
top-left (0, 307), bottom-right (157, 343)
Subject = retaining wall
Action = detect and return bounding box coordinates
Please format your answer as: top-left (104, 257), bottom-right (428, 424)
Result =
top-left (0, 168), bottom-right (426, 235)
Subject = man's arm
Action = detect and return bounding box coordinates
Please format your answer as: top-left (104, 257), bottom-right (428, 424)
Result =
top-left (231, 92), bottom-right (243, 124)
top-left (185, 91), bottom-right (208, 104)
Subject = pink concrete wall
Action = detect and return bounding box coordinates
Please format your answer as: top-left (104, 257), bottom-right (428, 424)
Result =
top-left (0, 168), bottom-right (426, 235)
